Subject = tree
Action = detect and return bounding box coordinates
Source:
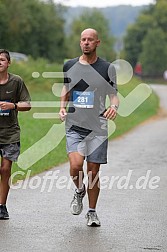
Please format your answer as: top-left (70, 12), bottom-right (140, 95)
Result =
top-left (123, 0), bottom-right (167, 77)
top-left (0, 1), bottom-right (10, 47)
top-left (0, 0), bottom-right (66, 62)
top-left (139, 27), bottom-right (167, 77)
top-left (153, 0), bottom-right (167, 35)
top-left (124, 13), bottom-right (154, 67)
top-left (66, 8), bottom-right (115, 61)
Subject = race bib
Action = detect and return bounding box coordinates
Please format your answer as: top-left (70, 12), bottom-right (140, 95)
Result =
top-left (0, 109), bottom-right (10, 116)
top-left (0, 100), bottom-right (10, 116)
top-left (73, 91), bottom-right (94, 108)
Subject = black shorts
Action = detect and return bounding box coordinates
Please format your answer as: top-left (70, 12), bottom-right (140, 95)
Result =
top-left (0, 142), bottom-right (20, 162)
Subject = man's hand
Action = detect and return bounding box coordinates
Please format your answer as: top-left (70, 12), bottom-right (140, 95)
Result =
top-left (103, 106), bottom-right (117, 120)
top-left (59, 108), bottom-right (67, 121)
top-left (0, 101), bottom-right (14, 110)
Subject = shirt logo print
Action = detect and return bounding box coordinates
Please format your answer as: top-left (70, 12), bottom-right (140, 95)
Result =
top-left (6, 90), bottom-right (14, 94)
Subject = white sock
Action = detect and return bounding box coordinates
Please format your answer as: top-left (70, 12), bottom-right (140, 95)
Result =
top-left (88, 208), bottom-right (96, 212)
top-left (76, 184), bottom-right (85, 193)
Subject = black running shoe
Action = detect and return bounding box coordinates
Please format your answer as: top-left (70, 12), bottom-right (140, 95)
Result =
top-left (0, 205), bottom-right (9, 220)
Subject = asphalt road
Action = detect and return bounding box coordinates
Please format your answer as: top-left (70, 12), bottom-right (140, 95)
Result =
top-left (0, 84), bottom-right (167, 252)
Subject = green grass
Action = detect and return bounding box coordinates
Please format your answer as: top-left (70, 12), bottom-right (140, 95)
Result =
top-left (9, 59), bottom-right (159, 182)
top-left (142, 77), bottom-right (167, 85)
top-left (112, 78), bottom-right (159, 139)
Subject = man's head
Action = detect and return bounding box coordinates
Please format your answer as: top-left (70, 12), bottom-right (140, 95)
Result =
top-left (80, 28), bottom-right (100, 55)
top-left (0, 49), bottom-right (11, 72)
top-left (0, 49), bottom-right (11, 62)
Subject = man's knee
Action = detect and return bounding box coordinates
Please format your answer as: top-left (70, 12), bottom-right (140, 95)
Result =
top-left (69, 153), bottom-right (84, 171)
top-left (87, 162), bottom-right (100, 174)
top-left (0, 160), bottom-right (12, 177)
top-left (0, 165), bottom-right (11, 177)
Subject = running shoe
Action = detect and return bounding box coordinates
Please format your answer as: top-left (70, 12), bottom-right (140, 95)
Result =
top-left (85, 211), bottom-right (101, 227)
top-left (0, 205), bottom-right (9, 220)
top-left (70, 185), bottom-right (86, 215)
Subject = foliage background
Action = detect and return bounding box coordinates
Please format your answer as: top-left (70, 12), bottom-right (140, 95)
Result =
top-left (124, 0), bottom-right (167, 77)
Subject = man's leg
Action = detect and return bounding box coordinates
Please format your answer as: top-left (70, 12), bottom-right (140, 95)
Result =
top-left (69, 152), bottom-right (86, 215)
top-left (0, 158), bottom-right (12, 219)
top-left (87, 162), bottom-right (100, 209)
top-left (85, 162), bottom-right (101, 226)
top-left (85, 136), bottom-right (108, 227)
top-left (69, 152), bottom-right (84, 189)
top-left (0, 157), bottom-right (12, 204)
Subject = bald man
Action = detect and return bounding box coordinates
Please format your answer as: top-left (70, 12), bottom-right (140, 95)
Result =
top-left (59, 28), bottom-right (119, 227)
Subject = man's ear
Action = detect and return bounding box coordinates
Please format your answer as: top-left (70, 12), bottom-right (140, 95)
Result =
top-left (8, 61), bottom-right (11, 67)
top-left (97, 39), bottom-right (100, 47)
